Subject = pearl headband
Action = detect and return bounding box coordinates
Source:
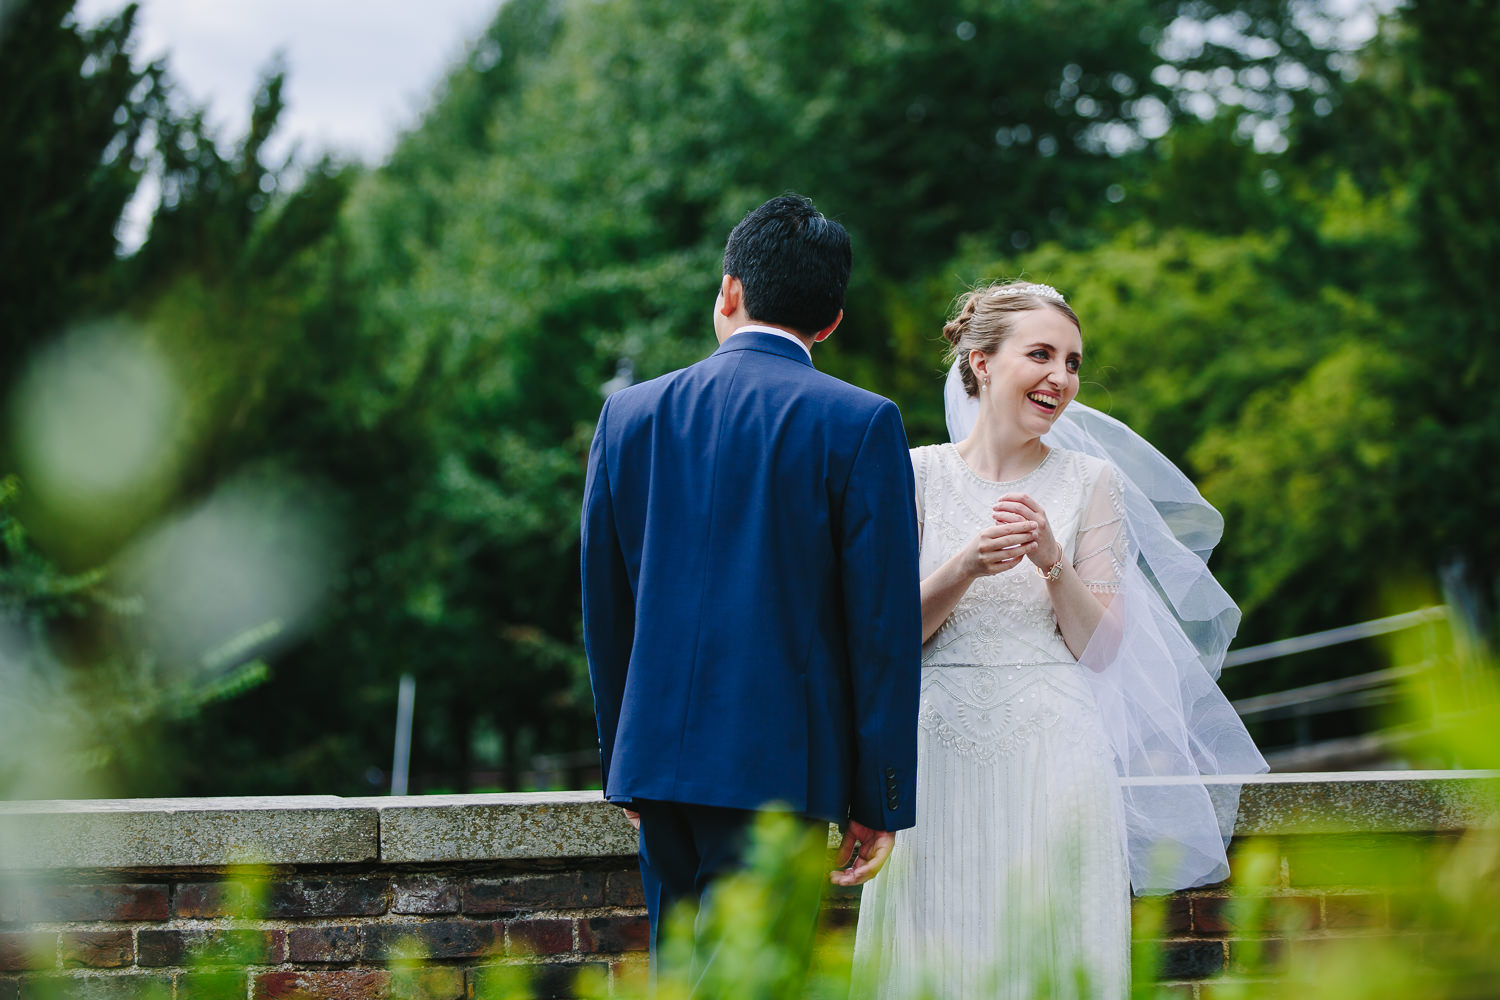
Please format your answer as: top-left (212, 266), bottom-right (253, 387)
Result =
top-left (990, 282), bottom-right (1066, 305)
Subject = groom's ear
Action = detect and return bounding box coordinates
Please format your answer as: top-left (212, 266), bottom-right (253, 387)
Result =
top-left (811, 309), bottom-right (843, 343)
top-left (719, 274), bottom-right (743, 317)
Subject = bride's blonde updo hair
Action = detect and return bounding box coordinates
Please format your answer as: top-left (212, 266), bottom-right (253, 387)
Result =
top-left (943, 281), bottom-right (1081, 397)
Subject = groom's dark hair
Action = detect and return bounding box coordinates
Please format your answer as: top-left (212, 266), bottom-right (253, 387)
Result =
top-left (723, 194), bottom-right (851, 336)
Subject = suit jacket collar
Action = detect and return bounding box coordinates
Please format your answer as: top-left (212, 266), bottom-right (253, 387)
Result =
top-left (713, 329), bottom-right (816, 368)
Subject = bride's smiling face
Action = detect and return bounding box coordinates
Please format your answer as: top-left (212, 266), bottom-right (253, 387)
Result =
top-left (971, 307), bottom-right (1082, 435)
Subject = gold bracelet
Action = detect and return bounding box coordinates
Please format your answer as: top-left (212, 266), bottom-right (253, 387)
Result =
top-left (1037, 556), bottom-right (1064, 582)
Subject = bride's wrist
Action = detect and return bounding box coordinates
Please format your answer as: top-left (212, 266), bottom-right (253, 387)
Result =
top-left (1034, 548), bottom-right (1064, 576)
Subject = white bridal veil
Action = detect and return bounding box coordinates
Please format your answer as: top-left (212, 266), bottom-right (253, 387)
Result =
top-left (945, 363), bottom-right (1268, 893)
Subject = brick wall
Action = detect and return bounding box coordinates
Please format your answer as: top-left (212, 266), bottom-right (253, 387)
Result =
top-left (0, 862), bottom-right (650, 999)
top-left (1141, 831), bottom-right (1449, 996)
top-left (0, 775), bottom-right (1494, 999)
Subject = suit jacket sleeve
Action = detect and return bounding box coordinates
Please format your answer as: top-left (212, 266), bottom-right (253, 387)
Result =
top-left (581, 396), bottom-right (634, 802)
top-left (840, 400), bottom-right (922, 831)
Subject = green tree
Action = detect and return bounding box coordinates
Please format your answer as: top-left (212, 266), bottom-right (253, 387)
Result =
top-left (1144, 0), bottom-right (1500, 650)
top-left (1372, 1), bottom-right (1500, 635)
top-left (1, 0), bottom-right (361, 795)
top-left (0, 0), bottom-right (158, 380)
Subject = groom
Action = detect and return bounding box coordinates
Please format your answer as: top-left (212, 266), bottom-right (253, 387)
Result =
top-left (581, 194), bottom-right (922, 961)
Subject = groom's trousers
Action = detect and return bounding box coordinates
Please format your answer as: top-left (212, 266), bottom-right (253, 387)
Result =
top-left (633, 799), bottom-right (826, 992)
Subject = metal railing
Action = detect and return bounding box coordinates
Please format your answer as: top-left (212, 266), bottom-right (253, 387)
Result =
top-left (1226, 606), bottom-right (1454, 769)
top-left (1222, 606), bottom-right (1452, 669)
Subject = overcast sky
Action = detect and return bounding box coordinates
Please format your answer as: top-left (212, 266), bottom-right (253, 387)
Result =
top-left (75, 0), bottom-right (504, 165)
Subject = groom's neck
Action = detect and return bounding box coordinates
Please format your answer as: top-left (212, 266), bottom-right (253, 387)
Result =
top-left (736, 320), bottom-right (815, 346)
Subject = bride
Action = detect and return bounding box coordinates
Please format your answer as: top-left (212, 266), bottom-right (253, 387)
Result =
top-left (850, 282), bottom-right (1266, 998)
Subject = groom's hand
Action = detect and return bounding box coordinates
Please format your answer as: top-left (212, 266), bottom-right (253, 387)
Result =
top-left (830, 820), bottom-right (895, 886)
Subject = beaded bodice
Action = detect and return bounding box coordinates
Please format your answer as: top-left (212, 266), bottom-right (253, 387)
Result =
top-left (911, 443), bottom-right (1127, 762)
top-left (914, 443), bottom-right (1124, 669)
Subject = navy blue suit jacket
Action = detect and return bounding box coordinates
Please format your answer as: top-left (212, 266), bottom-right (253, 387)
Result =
top-left (582, 331), bottom-right (922, 831)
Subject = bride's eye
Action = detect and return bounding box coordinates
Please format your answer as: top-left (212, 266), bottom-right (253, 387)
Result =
top-left (1067, 358), bottom-right (1081, 373)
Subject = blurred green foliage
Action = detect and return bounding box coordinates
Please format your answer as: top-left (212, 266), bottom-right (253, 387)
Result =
top-left (0, 0), bottom-right (1496, 795)
top-left (651, 813), bottom-right (836, 1000)
top-left (0, 476), bottom-right (272, 797)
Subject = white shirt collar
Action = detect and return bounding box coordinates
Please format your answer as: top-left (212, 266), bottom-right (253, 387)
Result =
top-left (728, 324), bottom-right (813, 360)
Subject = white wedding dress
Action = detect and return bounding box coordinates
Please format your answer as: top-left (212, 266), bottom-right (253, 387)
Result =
top-left (852, 442), bottom-right (1131, 999)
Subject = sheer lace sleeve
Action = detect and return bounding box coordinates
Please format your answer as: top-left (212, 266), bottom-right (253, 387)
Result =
top-left (1074, 463), bottom-right (1128, 593)
top-left (909, 447), bottom-right (930, 540)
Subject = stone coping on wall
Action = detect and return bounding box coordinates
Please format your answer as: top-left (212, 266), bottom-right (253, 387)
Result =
top-left (0, 772), bottom-right (1495, 871)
